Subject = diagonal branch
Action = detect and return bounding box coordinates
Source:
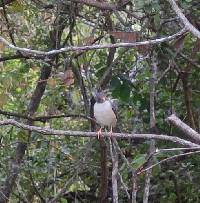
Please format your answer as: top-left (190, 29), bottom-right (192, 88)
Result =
top-left (1, 0), bottom-right (16, 45)
top-left (48, 176), bottom-right (75, 203)
top-left (0, 119), bottom-right (199, 148)
top-left (139, 150), bottom-right (200, 174)
top-left (0, 28), bottom-right (187, 56)
top-left (166, 114), bottom-right (200, 143)
top-left (168, 0), bottom-right (200, 39)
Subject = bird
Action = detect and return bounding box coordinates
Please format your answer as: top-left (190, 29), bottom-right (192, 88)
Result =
top-left (93, 91), bottom-right (117, 139)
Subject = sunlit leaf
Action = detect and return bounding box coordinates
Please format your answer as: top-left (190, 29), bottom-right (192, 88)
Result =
top-left (132, 154), bottom-right (146, 169)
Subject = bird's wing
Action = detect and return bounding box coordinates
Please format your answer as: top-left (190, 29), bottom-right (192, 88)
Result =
top-left (109, 99), bottom-right (118, 119)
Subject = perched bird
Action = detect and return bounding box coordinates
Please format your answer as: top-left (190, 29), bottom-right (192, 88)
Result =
top-left (93, 91), bottom-right (117, 139)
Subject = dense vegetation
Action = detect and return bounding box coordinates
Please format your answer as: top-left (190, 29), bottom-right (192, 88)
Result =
top-left (0, 0), bottom-right (200, 202)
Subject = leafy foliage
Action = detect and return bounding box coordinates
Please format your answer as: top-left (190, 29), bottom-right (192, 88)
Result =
top-left (0, 0), bottom-right (200, 202)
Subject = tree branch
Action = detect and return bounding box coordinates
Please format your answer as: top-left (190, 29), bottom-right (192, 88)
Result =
top-left (139, 150), bottom-right (200, 174)
top-left (0, 109), bottom-right (95, 122)
top-left (98, 139), bottom-right (109, 203)
top-left (168, 0), bottom-right (200, 39)
top-left (109, 138), bottom-right (118, 203)
top-left (0, 119), bottom-right (199, 148)
top-left (0, 28), bottom-right (186, 56)
top-left (1, 0), bottom-right (16, 45)
top-left (48, 176), bottom-right (75, 203)
top-left (118, 172), bottom-right (130, 200)
top-left (166, 114), bottom-right (200, 143)
top-left (143, 51), bottom-right (157, 203)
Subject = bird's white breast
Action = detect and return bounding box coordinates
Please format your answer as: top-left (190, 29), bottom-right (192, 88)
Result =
top-left (94, 100), bottom-right (117, 127)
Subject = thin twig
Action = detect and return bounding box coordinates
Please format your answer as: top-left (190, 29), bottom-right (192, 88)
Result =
top-left (48, 176), bottom-right (75, 203)
top-left (0, 109), bottom-right (95, 122)
top-left (179, 53), bottom-right (200, 69)
top-left (118, 172), bottom-right (130, 200)
top-left (138, 150), bottom-right (200, 174)
top-left (157, 147), bottom-right (200, 152)
top-left (113, 139), bottom-right (135, 173)
top-left (156, 62), bottom-right (171, 84)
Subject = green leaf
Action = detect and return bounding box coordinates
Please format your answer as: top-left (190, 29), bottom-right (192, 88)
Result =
top-left (110, 76), bottom-right (121, 89)
top-left (112, 78), bottom-right (131, 102)
top-left (60, 198), bottom-right (68, 203)
top-left (95, 67), bottom-right (106, 78)
top-left (8, 0), bottom-right (24, 13)
top-left (119, 82), bottom-right (131, 102)
top-left (132, 154), bottom-right (146, 169)
top-left (17, 130), bottom-right (29, 142)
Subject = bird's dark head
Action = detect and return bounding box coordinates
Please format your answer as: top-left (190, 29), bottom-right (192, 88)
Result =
top-left (94, 91), bottom-right (106, 103)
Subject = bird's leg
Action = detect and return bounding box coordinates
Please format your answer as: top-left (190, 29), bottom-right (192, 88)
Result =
top-left (97, 127), bottom-right (102, 139)
top-left (109, 126), bottom-right (113, 139)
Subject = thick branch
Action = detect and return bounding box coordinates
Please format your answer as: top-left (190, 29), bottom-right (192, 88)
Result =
top-left (168, 0), bottom-right (200, 39)
top-left (166, 114), bottom-right (200, 143)
top-left (0, 28), bottom-right (186, 56)
top-left (0, 119), bottom-right (199, 148)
